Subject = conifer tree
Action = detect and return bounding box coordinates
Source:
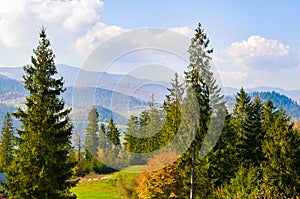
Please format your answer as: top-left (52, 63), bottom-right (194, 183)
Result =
top-left (178, 23), bottom-right (224, 198)
top-left (0, 113), bottom-right (14, 172)
top-left (163, 73), bottom-right (184, 152)
top-left (230, 88), bottom-right (252, 165)
top-left (98, 123), bottom-right (106, 149)
top-left (84, 107), bottom-right (99, 157)
top-left (4, 28), bottom-right (77, 198)
top-left (124, 115), bottom-right (144, 164)
top-left (262, 108), bottom-right (300, 197)
top-left (106, 119), bottom-right (121, 157)
top-left (124, 98), bottom-right (164, 164)
top-left (244, 96), bottom-right (264, 166)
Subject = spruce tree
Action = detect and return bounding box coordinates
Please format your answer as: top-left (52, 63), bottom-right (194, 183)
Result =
top-left (124, 115), bottom-right (144, 164)
top-left (98, 123), bottom-right (106, 149)
top-left (230, 87), bottom-right (252, 165)
top-left (84, 107), bottom-right (99, 157)
top-left (4, 28), bottom-right (77, 198)
top-left (163, 73), bottom-right (184, 152)
top-left (106, 118), bottom-right (121, 151)
top-left (178, 23), bottom-right (224, 198)
top-left (262, 108), bottom-right (300, 197)
top-left (244, 96), bottom-right (264, 166)
top-left (0, 113), bottom-right (14, 172)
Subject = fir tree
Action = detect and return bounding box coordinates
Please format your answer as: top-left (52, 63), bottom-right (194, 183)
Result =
top-left (262, 108), bottom-right (300, 197)
top-left (163, 73), bottom-right (184, 153)
top-left (0, 113), bottom-right (14, 172)
top-left (106, 119), bottom-right (121, 159)
top-left (98, 123), bottom-right (106, 149)
top-left (244, 96), bottom-right (264, 166)
top-left (4, 28), bottom-right (77, 198)
top-left (84, 107), bottom-right (99, 157)
top-left (178, 22), bottom-right (224, 198)
top-left (124, 115), bottom-right (145, 165)
top-left (230, 87), bottom-right (252, 165)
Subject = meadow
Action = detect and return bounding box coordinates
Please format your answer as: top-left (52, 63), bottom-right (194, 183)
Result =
top-left (71, 166), bottom-right (143, 199)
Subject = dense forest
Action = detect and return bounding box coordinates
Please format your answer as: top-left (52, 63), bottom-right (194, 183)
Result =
top-left (0, 23), bottom-right (299, 199)
top-left (252, 91), bottom-right (300, 118)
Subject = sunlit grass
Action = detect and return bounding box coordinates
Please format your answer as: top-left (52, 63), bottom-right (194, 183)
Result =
top-left (71, 166), bottom-right (144, 199)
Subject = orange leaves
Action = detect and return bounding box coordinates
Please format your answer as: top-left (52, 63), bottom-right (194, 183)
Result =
top-left (136, 152), bottom-right (180, 198)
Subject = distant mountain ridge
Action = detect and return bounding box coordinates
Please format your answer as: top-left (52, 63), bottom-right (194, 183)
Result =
top-left (1, 64), bottom-right (300, 125)
top-left (225, 90), bottom-right (300, 119)
top-left (224, 86), bottom-right (300, 104)
top-left (251, 91), bottom-right (300, 118)
top-left (0, 64), bottom-right (170, 102)
top-left (0, 74), bottom-right (149, 126)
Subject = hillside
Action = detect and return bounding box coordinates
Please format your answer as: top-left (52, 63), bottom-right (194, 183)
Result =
top-left (2, 69), bottom-right (300, 125)
top-left (0, 75), bottom-right (26, 100)
top-left (0, 76), bottom-right (148, 127)
top-left (225, 91), bottom-right (300, 119)
top-left (251, 91), bottom-right (300, 118)
top-left (0, 64), bottom-right (170, 102)
top-left (224, 86), bottom-right (300, 104)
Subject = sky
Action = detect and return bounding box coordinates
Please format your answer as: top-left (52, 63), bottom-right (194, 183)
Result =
top-left (0, 0), bottom-right (300, 90)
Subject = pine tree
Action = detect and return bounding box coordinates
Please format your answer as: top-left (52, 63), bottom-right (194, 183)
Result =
top-left (230, 88), bottom-right (252, 165)
top-left (124, 115), bottom-right (143, 165)
top-left (178, 23), bottom-right (224, 198)
top-left (0, 113), bottom-right (14, 172)
top-left (84, 107), bottom-right (99, 157)
top-left (105, 119), bottom-right (121, 159)
top-left (244, 96), bottom-right (264, 166)
top-left (262, 108), bottom-right (300, 197)
top-left (261, 99), bottom-right (275, 133)
top-left (3, 28), bottom-right (77, 198)
top-left (204, 112), bottom-right (237, 190)
top-left (162, 73), bottom-right (184, 153)
top-left (98, 123), bottom-right (106, 150)
top-left (231, 89), bottom-right (265, 168)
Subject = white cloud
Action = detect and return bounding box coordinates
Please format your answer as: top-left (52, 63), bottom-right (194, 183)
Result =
top-left (75, 22), bottom-right (126, 57)
top-left (0, 0), bottom-right (104, 49)
top-left (0, 1), bottom-right (193, 67)
top-left (212, 56), bottom-right (225, 65)
top-left (169, 26), bottom-right (192, 37)
top-left (219, 70), bottom-right (247, 81)
top-left (76, 26), bottom-right (192, 58)
top-left (226, 35), bottom-right (289, 57)
top-left (0, 0), bottom-right (109, 66)
top-left (225, 35), bottom-right (296, 71)
top-left (32, 0), bottom-right (103, 32)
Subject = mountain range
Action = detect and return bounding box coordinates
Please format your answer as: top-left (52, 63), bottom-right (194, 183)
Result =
top-left (0, 64), bottom-right (170, 103)
top-left (1, 64), bottom-right (300, 127)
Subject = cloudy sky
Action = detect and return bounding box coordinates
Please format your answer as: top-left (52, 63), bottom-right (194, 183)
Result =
top-left (0, 0), bottom-right (300, 90)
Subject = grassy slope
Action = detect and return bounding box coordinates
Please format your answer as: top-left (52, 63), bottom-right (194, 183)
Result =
top-left (71, 166), bottom-right (144, 199)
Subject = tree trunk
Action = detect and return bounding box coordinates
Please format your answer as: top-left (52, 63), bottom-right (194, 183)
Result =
top-left (190, 146), bottom-right (195, 199)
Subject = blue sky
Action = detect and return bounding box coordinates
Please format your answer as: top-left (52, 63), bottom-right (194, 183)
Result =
top-left (0, 1), bottom-right (300, 90)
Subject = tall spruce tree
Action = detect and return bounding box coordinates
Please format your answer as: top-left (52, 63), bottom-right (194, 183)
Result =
top-left (230, 87), bottom-right (252, 165)
top-left (4, 28), bottom-right (77, 198)
top-left (84, 107), bottom-right (99, 157)
top-left (178, 23), bottom-right (224, 198)
top-left (0, 113), bottom-right (14, 172)
top-left (244, 96), bottom-right (264, 166)
top-left (262, 108), bottom-right (300, 197)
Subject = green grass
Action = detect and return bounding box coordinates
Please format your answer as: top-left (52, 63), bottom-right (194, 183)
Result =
top-left (71, 166), bottom-right (144, 199)
top-left (71, 179), bottom-right (121, 199)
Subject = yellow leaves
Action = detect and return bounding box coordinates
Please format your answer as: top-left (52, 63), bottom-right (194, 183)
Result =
top-left (136, 152), bottom-right (180, 198)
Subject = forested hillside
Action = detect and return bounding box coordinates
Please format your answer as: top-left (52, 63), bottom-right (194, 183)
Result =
top-left (225, 91), bottom-right (300, 119)
top-left (251, 91), bottom-right (300, 118)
